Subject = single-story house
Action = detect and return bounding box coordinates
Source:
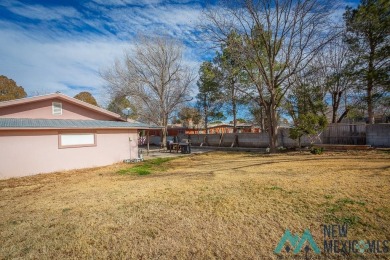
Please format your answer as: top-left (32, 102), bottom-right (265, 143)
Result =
top-left (187, 123), bottom-right (261, 134)
top-left (0, 93), bottom-right (152, 179)
top-left (149, 123), bottom-right (261, 137)
top-left (148, 125), bottom-right (187, 137)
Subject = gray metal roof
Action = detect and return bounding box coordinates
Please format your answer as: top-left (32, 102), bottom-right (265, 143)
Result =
top-left (0, 118), bottom-right (159, 129)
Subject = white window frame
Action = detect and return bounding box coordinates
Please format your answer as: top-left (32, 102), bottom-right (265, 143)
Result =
top-left (58, 133), bottom-right (97, 148)
top-left (52, 102), bottom-right (62, 115)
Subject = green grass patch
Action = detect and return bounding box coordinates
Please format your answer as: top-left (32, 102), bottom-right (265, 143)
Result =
top-left (117, 169), bottom-right (131, 175)
top-left (325, 214), bottom-right (360, 226)
top-left (62, 208), bottom-right (72, 213)
top-left (338, 215), bottom-right (360, 226)
top-left (265, 186), bottom-right (295, 195)
top-left (117, 157), bottom-right (177, 176)
top-left (336, 198), bottom-right (366, 206)
top-left (129, 165), bottom-right (151, 175)
top-left (324, 194), bottom-right (334, 200)
top-left (327, 204), bottom-right (342, 214)
top-left (269, 186), bottom-right (283, 191)
top-left (324, 197), bottom-right (367, 226)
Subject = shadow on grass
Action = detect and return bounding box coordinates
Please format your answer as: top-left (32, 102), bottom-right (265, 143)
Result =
top-left (116, 151), bottom-right (389, 181)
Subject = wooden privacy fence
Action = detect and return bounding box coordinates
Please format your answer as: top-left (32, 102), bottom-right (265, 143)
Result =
top-left (144, 124), bottom-right (390, 147)
top-left (366, 124), bottom-right (390, 147)
top-left (322, 124), bottom-right (366, 145)
top-left (182, 130), bottom-right (314, 148)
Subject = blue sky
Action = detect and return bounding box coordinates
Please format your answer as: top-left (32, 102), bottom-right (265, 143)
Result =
top-left (0, 0), bottom-right (359, 106)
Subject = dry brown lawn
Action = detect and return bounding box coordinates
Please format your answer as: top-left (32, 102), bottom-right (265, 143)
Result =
top-left (0, 151), bottom-right (389, 259)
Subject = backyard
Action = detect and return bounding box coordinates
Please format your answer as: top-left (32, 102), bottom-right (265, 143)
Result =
top-left (0, 150), bottom-right (389, 259)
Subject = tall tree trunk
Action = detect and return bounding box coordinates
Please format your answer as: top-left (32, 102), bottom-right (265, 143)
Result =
top-left (232, 79), bottom-right (237, 133)
top-left (162, 115), bottom-right (168, 148)
top-left (232, 99), bottom-right (237, 133)
top-left (337, 108), bottom-right (350, 123)
top-left (204, 110), bottom-right (208, 134)
top-left (298, 136), bottom-right (302, 152)
top-left (267, 102), bottom-right (278, 153)
top-left (367, 84), bottom-right (374, 124)
top-left (331, 92), bottom-right (342, 124)
top-left (367, 44), bottom-right (375, 124)
top-left (259, 106), bottom-right (265, 132)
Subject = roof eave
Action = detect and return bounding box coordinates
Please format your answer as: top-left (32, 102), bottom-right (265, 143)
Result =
top-left (0, 126), bottom-right (161, 130)
top-left (0, 127), bottom-right (141, 131)
top-left (0, 93), bottom-right (125, 121)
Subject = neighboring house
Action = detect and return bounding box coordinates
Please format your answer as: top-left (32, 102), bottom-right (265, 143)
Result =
top-left (148, 125), bottom-right (186, 137)
top-left (207, 124), bottom-right (234, 134)
top-left (147, 125), bottom-right (183, 139)
top-left (0, 93), bottom-right (151, 179)
top-left (149, 123), bottom-right (262, 136)
top-left (203, 123), bottom-right (260, 134)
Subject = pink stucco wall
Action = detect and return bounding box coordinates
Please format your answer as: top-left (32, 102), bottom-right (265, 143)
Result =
top-left (0, 99), bottom-right (116, 120)
top-left (0, 129), bottom-right (139, 178)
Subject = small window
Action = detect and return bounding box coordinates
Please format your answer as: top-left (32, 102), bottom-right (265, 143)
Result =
top-left (59, 133), bottom-right (96, 148)
top-left (52, 102), bottom-right (62, 115)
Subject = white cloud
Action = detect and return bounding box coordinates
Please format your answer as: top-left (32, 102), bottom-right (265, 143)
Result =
top-left (91, 0), bottom-right (163, 6)
top-left (1, 1), bottom-right (81, 21)
top-left (86, 2), bottom-right (204, 41)
top-left (0, 27), bottom-right (129, 103)
top-left (0, 0), bottom-right (358, 107)
top-left (0, 1), bottom-right (210, 105)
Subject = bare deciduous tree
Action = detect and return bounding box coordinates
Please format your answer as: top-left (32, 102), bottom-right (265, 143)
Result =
top-left (102, 36), bottom-right (194, 146)
top-left (201, 0), bottom-right (338, 152)
top-left (313, 37), bottom-right (359, 123)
